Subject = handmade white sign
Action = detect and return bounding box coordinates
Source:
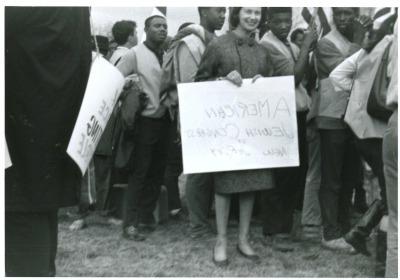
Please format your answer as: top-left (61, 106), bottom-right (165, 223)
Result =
top-left (67, 55), bottom-right (124, 174)
top-left (178, 76), bottom-right (299, 174)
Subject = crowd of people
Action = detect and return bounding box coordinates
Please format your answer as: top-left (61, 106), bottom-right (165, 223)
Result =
top-left (5, 6), bottom-right (398, 277)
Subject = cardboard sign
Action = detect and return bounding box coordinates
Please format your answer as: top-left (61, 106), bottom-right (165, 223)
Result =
top-left (178, 76), bottom-right (299, 174)
top-left (67, 55), bottom-right (124, 174)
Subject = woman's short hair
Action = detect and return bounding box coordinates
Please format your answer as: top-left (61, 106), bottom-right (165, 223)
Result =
top-left (229, 7), bottom-right (267, 29)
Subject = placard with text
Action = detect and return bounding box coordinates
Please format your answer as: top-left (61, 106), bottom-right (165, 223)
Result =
top-left (67, 55), bottom-right (124, 174)
top-left (178, 76), bottom-right (299, 174)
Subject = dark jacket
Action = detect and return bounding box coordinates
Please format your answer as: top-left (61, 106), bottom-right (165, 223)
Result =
top-left (195, 31), bottom-right (273, 81)
top-left (194, 31), bottom-right (275, 194)
top-left (5, 7), bottom-right (92, 212)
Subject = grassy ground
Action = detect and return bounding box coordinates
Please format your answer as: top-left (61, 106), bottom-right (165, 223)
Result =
top-left (56, 208), bottom-right (375, 277)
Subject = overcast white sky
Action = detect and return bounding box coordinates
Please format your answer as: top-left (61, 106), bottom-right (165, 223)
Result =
top-left (92, 7), bottom-right (201, 39)
top-left (91, 7), bottom-right (376, 41)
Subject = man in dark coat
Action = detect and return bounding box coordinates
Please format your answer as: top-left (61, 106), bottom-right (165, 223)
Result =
top-left (5, 7), bottom-right (92, 276)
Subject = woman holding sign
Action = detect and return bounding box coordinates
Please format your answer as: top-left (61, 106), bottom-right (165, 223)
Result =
top-left (196, 7), bottom-right (274, 266)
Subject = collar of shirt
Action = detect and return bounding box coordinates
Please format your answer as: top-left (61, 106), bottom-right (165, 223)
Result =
top-left (203, 29), bottom-right (217, 45)
top-left (230, 31), bottom-right (256, 47)
top-left (143, 41), bottom-right (164, 66)
top-left (116, 46), bottom-right (129, 51)
top-left (268, 31), bottom-right (297, 61)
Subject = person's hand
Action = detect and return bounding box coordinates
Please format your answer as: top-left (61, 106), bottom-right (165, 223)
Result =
top-left (353, 15), bottom-right (373, 45)
top-left (225, 70), bottom-right (243, 87)
top-left (362, 14), bottom-right (396, 52)
top-left (356, 15), bottom-right (373, 30)
top-left (303, 22), bottom-right (319, 52)
top-left (252, 74), bottom-right (262, 83)
top-left (123, 73), bottom-right (140, 90)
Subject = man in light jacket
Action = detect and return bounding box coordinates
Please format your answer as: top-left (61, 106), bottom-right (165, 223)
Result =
top-left (330, 10), bottom-right (396, 260)
top-left (117, 15), bottom-right (169, 241)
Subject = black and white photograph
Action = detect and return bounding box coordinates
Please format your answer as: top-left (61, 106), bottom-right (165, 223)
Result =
top-left (3, 1), bottom-right (399, 277)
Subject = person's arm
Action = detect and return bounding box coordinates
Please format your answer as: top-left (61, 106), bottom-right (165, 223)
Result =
top-left (116, 49), bottom-right (136, 78)
top-left (329, 50), bottom-right (362, 92)
top-left (315, 39), bottom-right (351, 77)
top-left (264, 48), bottom-right (275, 77)
top-left (196, 40), bottom-right (243, 87)
top-left (176, 43), bottom-right (198, 83)
top-left (259, 41), bottom-right (291, 77)
top-left (293, 28), bottom-right (318, 86)
top-left (386, 22), bottom-right (397, 109)
top-left (195, 41), bottom-right (220, 82)
top-left (115, 48), bottom-right (143, 103)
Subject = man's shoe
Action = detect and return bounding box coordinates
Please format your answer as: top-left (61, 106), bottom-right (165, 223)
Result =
top-left (138, 222), bottom-right (156, 233)
top-left (190, 226), bottom-right (213, 240)
top-left (262, 234), bottom-right (295, 252)
top-left (344, 200), bottom-right (385, 256)
top-left (122, 226), bottom-right (146, 241)
top-left (139, 213), bottom-right (157, 233)
top-left (321, 237), bottom-right (353, 252)
top-left (169, 209), bottom-right (186, 220)
top-left (108, 217), bottom-right (123, 226)
top-left (69, 219), bottom-right (86, 231)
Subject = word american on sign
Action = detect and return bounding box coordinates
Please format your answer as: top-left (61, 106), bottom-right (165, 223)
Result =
top-left (178, 76), bottom-right (299, 174)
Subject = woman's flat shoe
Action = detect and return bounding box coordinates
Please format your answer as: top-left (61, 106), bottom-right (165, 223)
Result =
top-left (212, 249), bottom-right (229, 267)
top-left (212, 256), bottom-right (229, 267)
top-left (236, 245), bottom-right (260, 261)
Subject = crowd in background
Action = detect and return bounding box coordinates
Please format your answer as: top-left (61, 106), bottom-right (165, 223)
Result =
top-left (5, 6), bottom-right (398, 277)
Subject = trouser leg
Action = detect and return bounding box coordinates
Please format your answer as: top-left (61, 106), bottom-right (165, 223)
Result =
top-left (164, 118), bottom-right (183, 211)
top-left (319, 129), bottom-right (349, 240)
top-left (263, 112), bottom-right (308, 235)
top-left (295, 112), bottom-right (309, 211)
top-left (186, 173), bottom-right (214, 231)
top-left (5, 211), bottom-right (58, 277)
top-left (76, 159), bottom-right (96, 219)
top-left (48, 211), bottom-right (58, 276)
top-left (93, 154), bottom-right (112, 210)
top-left (140, 117), bottom-right (170, 222)
top-left (123, 116), bottom-right (168, 228)
top-left (339, 137), bottom-right (363, 234)
top-left (302, 122), bottom-right (322, 226)
top-left (355, 137), bottom-right (387, 212)
top-left (383, 110), bottom-right (398, 277)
